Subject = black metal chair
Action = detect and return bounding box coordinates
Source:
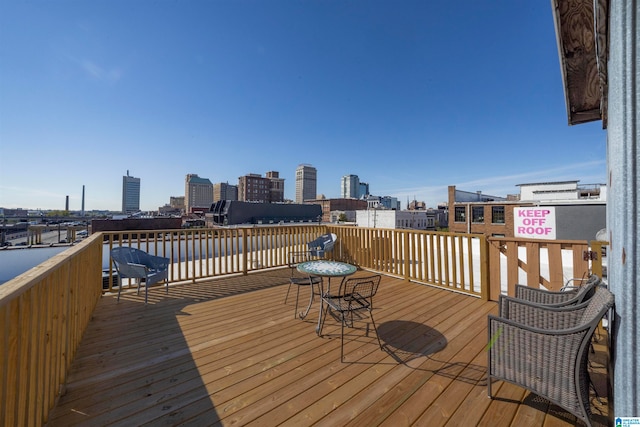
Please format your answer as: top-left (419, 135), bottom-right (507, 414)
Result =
top-left (319, 274), bottom-right (382, 362)
top-left (110, 247), bottom-right (170, 304)
top-left (284, 251), bottom-right (322, 319)
top-left (284, 233), bottom-right (337, 318)
top-left (488, 285), bottom-right (614, 427)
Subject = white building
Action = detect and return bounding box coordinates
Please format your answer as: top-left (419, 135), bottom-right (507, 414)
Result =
top-left (517, 181), bottom-right (606, 202)
top-left (355, 209), bottom-right (433, 230)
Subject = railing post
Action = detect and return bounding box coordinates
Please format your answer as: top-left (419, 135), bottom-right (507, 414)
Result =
top-left (480, 235), bottom-right (490, 301)
top-left (242, 228), bottom-right (248, 275)
top-left (403, 230), bottom-right (410, 281)
top-left (589, 240), bottom-right (608, 279)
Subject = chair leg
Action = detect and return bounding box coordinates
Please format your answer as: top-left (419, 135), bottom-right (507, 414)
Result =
top-left (368, 309), bottom-right (382, 350)
top-left (319, 302), bottom-right (330, 336)
top-left (294, 285), bottom-right (300, 319)
top-left (340, 312), bottom-right (346, 362)
top-left (284, 281), bottom-right (292, 304)
top-left (117, 276), bottom-right (122, 302)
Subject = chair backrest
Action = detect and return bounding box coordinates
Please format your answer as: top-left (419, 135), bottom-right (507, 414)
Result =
top-left (308, 233), bottom-right (338, 257)
top-left (342, 275), bottom-right (381, 302)
top-left (111, 247), bottom-right (150, 266)
top-left (573, 274), bottom-right (600, 303)
top-left (111, 247), bottom-right (156, 278)
top-left (579, 285), bottom-right (614, 326)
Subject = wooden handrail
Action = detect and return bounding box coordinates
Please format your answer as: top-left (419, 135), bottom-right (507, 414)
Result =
top-left (0, 234), bottom-right (103, 426)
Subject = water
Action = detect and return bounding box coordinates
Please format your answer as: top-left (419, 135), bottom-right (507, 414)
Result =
top-left (0, 237), bottom-right (257, 285)
top-left (0, 246), bottom-right (72, 285)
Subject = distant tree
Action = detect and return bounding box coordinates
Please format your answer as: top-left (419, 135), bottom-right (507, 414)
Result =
top-left (47, 210), bottom-right (70, 217)
top-left (338, 213), bottom-right (348, 222)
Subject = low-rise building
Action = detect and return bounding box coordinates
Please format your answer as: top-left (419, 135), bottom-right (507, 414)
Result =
top-left (355, 209), bottom-right (435, 230)
top-left (447, 182), bottom-right (606, 240)
top-left (207, 200), bottom-right (321, 226)
top-left (305, 198), bottom-right (367, 223)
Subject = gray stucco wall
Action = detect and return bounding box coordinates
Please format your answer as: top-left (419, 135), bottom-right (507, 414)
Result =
top-left (607, 0), bottom-right (639, 417)
top-left (554, 204), bottom-right (606, 241)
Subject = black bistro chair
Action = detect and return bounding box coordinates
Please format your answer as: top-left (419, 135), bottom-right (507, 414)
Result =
top-left (318, 274), bottom-right (383, 362)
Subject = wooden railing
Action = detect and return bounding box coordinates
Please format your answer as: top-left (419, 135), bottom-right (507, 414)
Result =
top-left (328, 226), bottom-right (487, 298)
top-left (0, 224), bottom-right (606, 425)
top-left (0, 234), bottom-right (103, 427)
top-left (101, 225), bottom-right (326, 290)
top-left (486, 236), bottom-right (602, 301)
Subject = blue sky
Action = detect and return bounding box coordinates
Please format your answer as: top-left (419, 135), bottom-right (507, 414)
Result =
top-left (0, 0), bottom-right (606, 212)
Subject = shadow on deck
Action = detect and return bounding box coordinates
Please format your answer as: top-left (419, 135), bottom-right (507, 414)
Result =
top-left (47, 268), bottom-right (610, 426)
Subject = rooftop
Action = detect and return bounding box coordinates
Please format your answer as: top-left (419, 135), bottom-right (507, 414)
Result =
top-left (47, 269), bottom-right (609, 426)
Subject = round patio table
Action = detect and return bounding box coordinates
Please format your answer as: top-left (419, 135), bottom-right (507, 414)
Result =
top-left (297, 260), bottom-right (357, 334)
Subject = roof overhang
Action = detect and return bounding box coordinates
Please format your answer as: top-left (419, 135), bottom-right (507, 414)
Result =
top-left (551, 0), bottom-right (609, 127)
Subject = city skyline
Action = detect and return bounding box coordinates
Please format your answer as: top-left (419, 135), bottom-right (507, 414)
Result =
top-left (0, 1), bottom-right (607, 212)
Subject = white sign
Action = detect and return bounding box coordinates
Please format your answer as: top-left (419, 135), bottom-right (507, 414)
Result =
top-left (514, 207), bottom-right (556, 240)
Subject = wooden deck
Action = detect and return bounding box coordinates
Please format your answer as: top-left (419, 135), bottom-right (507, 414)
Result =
top-left (47, 269), bottom-right (610, 426)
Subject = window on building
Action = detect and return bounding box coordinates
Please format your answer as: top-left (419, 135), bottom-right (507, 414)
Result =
top-left (454, 206), bottom-right (466, 222)
top-left (472, 206), bottom-right (484, 223)
top-left (492, 206), bottom-right (505, 224)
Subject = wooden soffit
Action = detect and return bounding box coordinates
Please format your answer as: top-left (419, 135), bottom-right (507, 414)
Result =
top-left (551, 0), bottom-right (609, 127)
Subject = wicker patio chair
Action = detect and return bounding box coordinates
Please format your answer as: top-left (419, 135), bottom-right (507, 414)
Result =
top-left (500, 274), bottom-right (601, 318)
top-left (111, 247), bottom-right (170, 304)
top-left (487, 285), bottom-right (614, 427)
top-left (318, 274), bottom-right (383, 362)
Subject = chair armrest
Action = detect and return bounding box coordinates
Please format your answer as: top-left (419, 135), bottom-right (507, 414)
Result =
top-left (488, 312), bottom-right (592, 337)
top-left (147, 254), bottom-right (170, 270)
top-left (498, 295), bottom-right (590, 329)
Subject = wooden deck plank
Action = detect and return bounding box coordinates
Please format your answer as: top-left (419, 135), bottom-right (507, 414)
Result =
top-left (376, 302), bottom-right (493, 427)
top-left (47, 269), bottom-right (609, 427)
top-left (321, 299), bottom-right (491, 427)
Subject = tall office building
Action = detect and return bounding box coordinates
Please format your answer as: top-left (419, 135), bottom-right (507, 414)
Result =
top-left (122, 171), bottom-right (141, 214)
top-left (341, 174), bottom-right (360, 198)
top-left (237, 171), bottom-right (284, 203)
top-left (185, 174), bottom-right (214, 212)
top-left (341, 174), bottom-right (369, 199)
top-left (266, 171), bottom-right (285, 203)
top-left (359, 181), bottom-right (370, 198)
top-left (295, 164), bottom-right (317, 203)
top-left (213, 182), bottom-right (238, 202)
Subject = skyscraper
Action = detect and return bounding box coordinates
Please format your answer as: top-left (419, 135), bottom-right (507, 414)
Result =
top-left (213, 182), bottom-right (238, 202)
top-left (341, 174), bottom-right (360, 198)
top-left (122, 171), bottom-right (141, 214)
top-left (185, 174), bottom-right (213, 212)
top-left (295, 164), bottom-right (317, 203)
